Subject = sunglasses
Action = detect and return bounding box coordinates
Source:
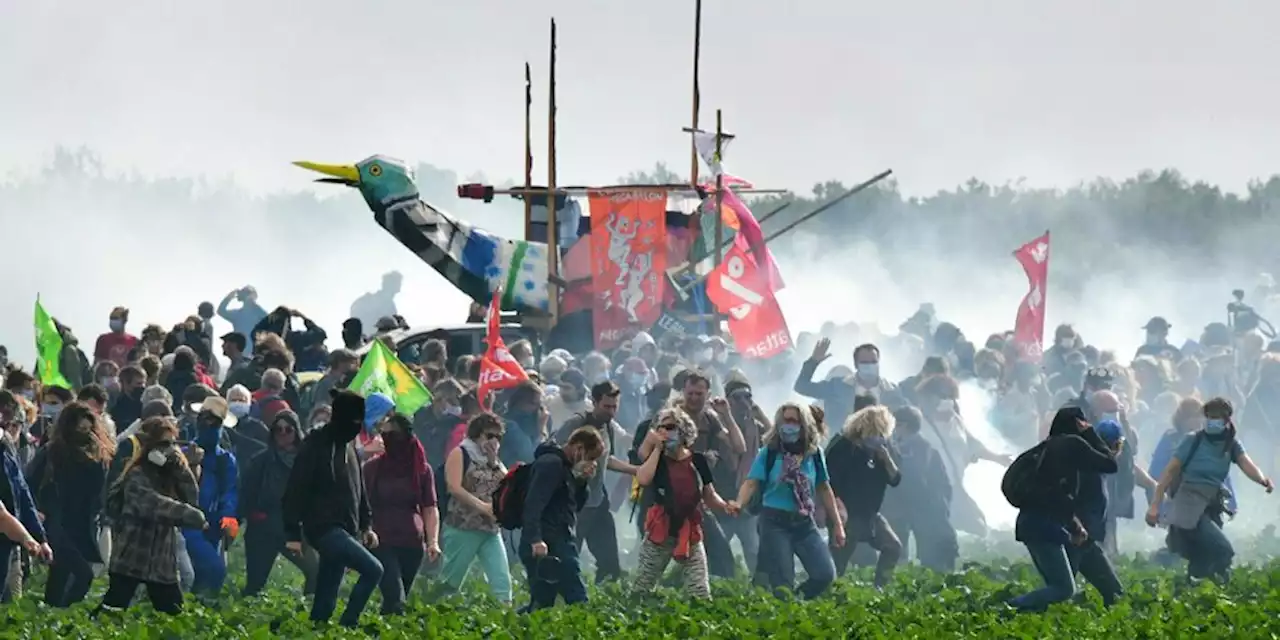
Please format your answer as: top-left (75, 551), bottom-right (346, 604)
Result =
top-left (479, 432), bottom-right (502, 441)
top-left (657, 422), bottom-right (678, 430)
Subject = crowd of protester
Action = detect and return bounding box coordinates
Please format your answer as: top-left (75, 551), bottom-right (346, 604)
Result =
top-left (0, 288), bottom-right (1278, 626)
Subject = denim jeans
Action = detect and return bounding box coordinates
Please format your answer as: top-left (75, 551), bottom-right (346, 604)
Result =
top-left (756, 508), bottom-right (836, 599)
top-left (1066, 540), bottom-right (1123, 606)
top-left (1184, 513), bottom-right (1234, 581)
top-left (440, 526), bottom-right (512, 602)
top-left (519, 529), bottom-right (587, 610)
top-left (310, 528), bottom-right (385, 627)
top-left (1009, 543), bottom-right (1076, 612)
top-left (374, 546), bottom-right (424, 614)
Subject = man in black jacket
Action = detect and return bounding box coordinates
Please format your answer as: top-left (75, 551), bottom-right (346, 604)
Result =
top-left (521, 428), bottom-right (604, 611)
top-left (283, 390), bottom-right (384, 628)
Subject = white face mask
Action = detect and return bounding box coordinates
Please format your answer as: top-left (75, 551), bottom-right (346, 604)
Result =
top-left (713, 351), bottom-right (728, 364)
top-left (1058, 338), bottom-right (1074, 349)
top-left (697, 349), bottom-right (713, 363)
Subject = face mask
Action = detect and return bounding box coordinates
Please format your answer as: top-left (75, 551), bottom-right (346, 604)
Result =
top-left (779, 422), bottom-right (802, 445)
top-left (664, 431), bottom-right (681, 452)
top-left (519, 357), bottom-right (535, 369)
top-left (444, 405), bottom-right (462, 418)
top-left (978, 378), bottom-right (997, 391)
top-left (1204, 418), bottom-right (1227, 435)
top-left (713, 352), bottom-right (728, 364)
top-left (587, 371), bottom-right (609, 385)
top-left (41, 404), bottom-right (62, 419)
top-left (1100, 412), bottom-right (1120, 424)
top-left (311, 421), bottom-right (327, 431)
top-left (100, 376), bottom-right (119, 390)
top-left (109, 318), bottom-right (125, 332)
top-left (936, 399), bottom-right (956, 414)
top-left (1058, 338), bottom-right (1074, 349)
top-left (856, 363), bottom-right (879, 380)
top-left (228, 402), bottom-right (251, 418)
top-left (1146, 332), bottom-right (1163, 346)
top-left (697, 349), bottom-right (713, 363)
top-left (147, 448), bottom-right (171, 466)
top-left (20, 390), bottom-right (33, 401)
top-left (627, 373), bottom-right (646, 388)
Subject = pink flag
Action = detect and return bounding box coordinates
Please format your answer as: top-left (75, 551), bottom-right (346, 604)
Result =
top-left (721, 185), bottom-right (784, 292)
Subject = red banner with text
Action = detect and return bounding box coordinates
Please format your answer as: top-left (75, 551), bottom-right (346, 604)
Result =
top-left (705, 244), bottom-right (792, 359)
top-left (588, 189), bottom-right (668, 350)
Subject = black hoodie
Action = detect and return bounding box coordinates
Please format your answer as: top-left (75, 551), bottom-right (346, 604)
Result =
top-left (522, 441), bottom-right (589, 545)
top-left (281, 391), bottom-right (370, 545)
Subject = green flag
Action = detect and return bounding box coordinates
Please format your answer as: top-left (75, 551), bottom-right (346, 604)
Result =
top-left (34, 297), bottom-right (70, 390)
top-left (348, 340), bottom-right (432, 416)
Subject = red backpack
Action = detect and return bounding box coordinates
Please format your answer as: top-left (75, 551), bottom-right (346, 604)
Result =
top-left (491, 463), bottom-right (535, 530)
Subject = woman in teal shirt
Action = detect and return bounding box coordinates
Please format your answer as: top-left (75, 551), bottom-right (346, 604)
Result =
top-left (733, 402), bottom-right (844, 599)
top-left (1147, 397), bottom-right (1273, 582)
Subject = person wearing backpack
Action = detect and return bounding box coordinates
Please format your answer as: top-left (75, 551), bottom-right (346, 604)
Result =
top-left (364, 409), bottom-right (440, 615)
top-left (631, 407), bottom-right (735, 599)
top-left (439, 412), bottom-right (512, 602)
top-left (1065, 418), bottom-right (1125, 607)
top-left (1145, 397), bottom-right (1274, 583)
top-left (1004, 406), bottom-right (1118, 613)
top-left (181, 396), bottom-right (240, 599)
top-left (518, 427), bottom-right (604, 611)
top-left (551, 381), bottom-right (637, 584)
top-left (730, 402), bottom-right (843, 600)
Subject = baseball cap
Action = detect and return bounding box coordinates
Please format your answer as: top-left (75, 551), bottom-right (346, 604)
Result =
top-left (1095, 419), bottom-right (1124, 446)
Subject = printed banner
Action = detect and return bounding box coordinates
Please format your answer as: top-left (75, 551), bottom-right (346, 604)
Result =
top-left (1012, 231), bottom-right (1051, 361)
top-left (588, 188), bottom-right (668, 349)
top-left (477, 287), bottom-right (528, 406)
top-left (705, 244), bottom-right (792, 359)
top-left (648, 309), bottom-right (696, 342)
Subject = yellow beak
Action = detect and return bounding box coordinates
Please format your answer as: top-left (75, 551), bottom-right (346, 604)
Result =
top-left (293, 161), bottom-right (360, 186)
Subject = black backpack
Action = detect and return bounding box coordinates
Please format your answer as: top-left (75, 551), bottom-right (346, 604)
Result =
top-left (491, 462), bottom-right (534, 530)
top-left (1001, 440), bottom-right (1052, 509)
top-left (434, 447), bottom-right (472, 520)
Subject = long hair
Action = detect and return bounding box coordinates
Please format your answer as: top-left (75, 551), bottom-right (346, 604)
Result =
top-left (843, 405), bottom-right (895, 441)
top-left (115, 416), bottom-right (188, 498)
top-left (653, 407), bottom-right (698, 448)
top-left (48, 401), bottom-right (115, 466)
top-left (764, 402), bottom-right (821, 454)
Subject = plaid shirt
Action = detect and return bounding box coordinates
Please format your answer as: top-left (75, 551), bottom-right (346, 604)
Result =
top-left (108, 468), bottom-right (205, 584)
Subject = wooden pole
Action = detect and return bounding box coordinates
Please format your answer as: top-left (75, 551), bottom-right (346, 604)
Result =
top-left (546, 18), bottom-right (560, 322)
top-left (690, 0), bottom-right (702, 187)
top-left (713, 109), bottom-right (723, 266)
top-left (523, 62), bottom-right (533, 242)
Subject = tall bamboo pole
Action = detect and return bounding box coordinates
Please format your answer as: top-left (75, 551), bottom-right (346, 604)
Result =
top-left (690, 0), bottom-right (702, 187)
top-left (523, 62), bottom-right (533, 243)
top-left (546, 18), bottom-right (560, 322)
top-left (713, 109), bottom-right (723, 266)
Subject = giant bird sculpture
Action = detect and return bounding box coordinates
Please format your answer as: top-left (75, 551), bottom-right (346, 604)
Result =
top-left (294, 155), bottom-right (550, 314)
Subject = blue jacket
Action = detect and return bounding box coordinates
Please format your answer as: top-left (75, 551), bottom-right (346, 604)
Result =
top-left (1, 436), bottom-right (44, 544)
top-left (193, 447), bottom-right (238, 526)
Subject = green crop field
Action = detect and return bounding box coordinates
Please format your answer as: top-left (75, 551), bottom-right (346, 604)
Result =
top-left (7, 529), bottom-right (1280, 639)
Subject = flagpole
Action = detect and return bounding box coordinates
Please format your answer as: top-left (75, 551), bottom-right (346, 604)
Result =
top-left (713, 108), bottom-right (723, 266)
top-left (690, 0), bottom-right (702, 187)
top-left (546, 17), bottom-right (560, 323)
top-left (523, 62), bottom-right (534, 243)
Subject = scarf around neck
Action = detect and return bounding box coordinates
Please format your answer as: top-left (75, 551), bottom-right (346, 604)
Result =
top-left (780, 452), bottom-right (815, 516)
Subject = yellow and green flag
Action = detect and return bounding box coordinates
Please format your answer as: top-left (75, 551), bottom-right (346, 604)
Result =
top-left (34, 297), bottom-right (70, 389)
top-left (347, 340), bottom-right (431, 416)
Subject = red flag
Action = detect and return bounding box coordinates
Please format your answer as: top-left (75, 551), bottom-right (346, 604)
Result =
top-left (587, 188), bottom-right (668, 349)
top-left (1011, 231), bottom-right (1051, 361)
top-left (705, 244), bottom-right (792, 359)
top-left (477, 289), bottom-right (528, 407)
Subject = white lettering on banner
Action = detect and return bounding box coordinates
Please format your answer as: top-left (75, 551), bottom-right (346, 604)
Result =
top-left (656, 313), bottom-right (688, 336)
top-left (478, 367), bottom-right (516, 386)
top-left (743, 329), bottom-right (791, 358)
top-left (606, 190), bottom-right (667, 204)
top-left (598, 328), bottom-right (627, 343)
top-left (717, 255), bottom-right (764, 320)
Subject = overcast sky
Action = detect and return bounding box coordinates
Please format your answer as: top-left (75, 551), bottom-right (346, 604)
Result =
top-left (3, 0), bottom-right (1279, 196)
